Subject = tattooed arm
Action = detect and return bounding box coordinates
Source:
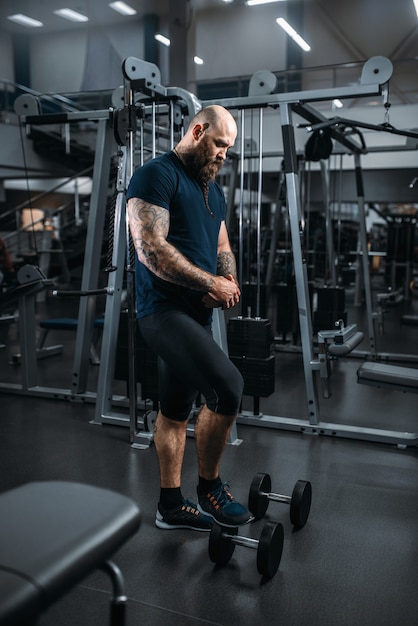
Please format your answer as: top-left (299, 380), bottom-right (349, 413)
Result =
top-left (217, 222), bottom-right (238, 282)
top-left (127, 197), bottom-right (240, 306)
top-left (202, 221), bottom-right (240, 309)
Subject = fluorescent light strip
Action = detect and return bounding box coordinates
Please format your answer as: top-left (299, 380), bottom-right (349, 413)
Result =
top-left (246, 0), bottom-right (286, 6)
top-left (194, 56), bottom-right (204, 65)
top-left (276, 17), bottom-right (311, 51)
top-left (414, 0), bottom-right (418, 18)
top-left (155, 33), bottom-right (171, 46)
top-left (7, 13), bottom-right (43, 27)
top-left (54, 8), bottom-right (89, 22)
top-left (333, 99), bottom-right (343, 109)
top-left (109, 2), bottom-right (137, 16)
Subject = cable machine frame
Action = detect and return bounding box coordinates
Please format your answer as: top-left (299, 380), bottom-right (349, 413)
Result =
top-left (202, 58), bottom-right (417, 447)
top-left (2, 57), bottom-right (416, 448)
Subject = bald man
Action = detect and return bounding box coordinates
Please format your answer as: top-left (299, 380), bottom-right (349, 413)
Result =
top-left (127, 105), bottom-right (253, 531)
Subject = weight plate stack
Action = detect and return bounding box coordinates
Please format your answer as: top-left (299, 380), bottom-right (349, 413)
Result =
top-left (230, 355), bottom-right (275, 397)
top-left (313, 286), bottom-right (347, 333)
top-left (228, 315), bottom-right (275, 398)
top-left (227, 316), bottom-right (272, 359)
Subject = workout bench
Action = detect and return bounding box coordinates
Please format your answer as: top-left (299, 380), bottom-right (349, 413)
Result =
top-left (37, 317), bottom-right (105, 364)
top-left (357, 361), bottom-right (418, 393)
top-left (0, 481), bottom-right (141, 626)
top-left (11, 317), bottom-right (105, 365)
top-left (400, 314), bottom-right (418, 327)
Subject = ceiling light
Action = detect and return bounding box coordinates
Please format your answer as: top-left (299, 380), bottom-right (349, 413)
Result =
top-left (7, 14), bottom-right (43, 27)
top-left (414, 0), bottom-right (418, 18)
top-left (333, 99), bottom-right (343, 109)
top-left (276, 17), bottom-right (311, 51)
top-left (194, 56), bottom-right (204, 65)
top-left (109, 2), bottom-right (137, 16)
top-left (54, 8), bottom-right (89, 22)
top-left (154, 33), bottom-right (171, 46)
top-left (246, 0), bottom-right (286, 5)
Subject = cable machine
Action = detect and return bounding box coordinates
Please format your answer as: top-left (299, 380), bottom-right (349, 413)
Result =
top-left (3, 56), bottom-right (417, 448)
top-left (203, 56), bottom-right (418, 447)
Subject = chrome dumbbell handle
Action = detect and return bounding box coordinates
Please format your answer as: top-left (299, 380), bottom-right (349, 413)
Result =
top-left (260, 491), bottom-right (291, 504)
top-left (227, 534), bottom-right (259, 550)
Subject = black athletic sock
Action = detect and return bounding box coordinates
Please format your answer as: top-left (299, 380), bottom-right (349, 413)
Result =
top-left (197, 476), bottom-right (222, 496)
top-left (159, 487), bottom-right (183, 510)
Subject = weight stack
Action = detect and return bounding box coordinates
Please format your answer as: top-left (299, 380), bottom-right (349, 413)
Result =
top-left (227, 316), bottom-right (272, 359)
top-left (313, 286), bottom-right (347, 332)
top-left (275, 282), bottom-right (298, 343)
top-left (227, 316), bottom-right (275, 397)
top-left (230, 354), bottom-right (275, 397)
top-left (387, 218), bottom-right (416, 262)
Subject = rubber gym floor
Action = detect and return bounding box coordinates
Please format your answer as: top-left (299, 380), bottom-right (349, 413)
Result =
top-left (1, 290), bottom-right (417, 626)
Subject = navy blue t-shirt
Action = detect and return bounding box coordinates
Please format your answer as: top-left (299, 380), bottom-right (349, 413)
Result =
top-left (126, 150), bottom-right (226, 324)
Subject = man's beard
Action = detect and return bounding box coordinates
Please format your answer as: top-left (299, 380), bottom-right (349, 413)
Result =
top-left (182, 143), bottom-right (222, 186)
top-left (181, 143), bottom-right (222, 215)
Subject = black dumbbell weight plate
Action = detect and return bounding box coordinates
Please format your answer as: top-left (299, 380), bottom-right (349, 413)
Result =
top-left (143, 410), bottom-right (157, 433)
top-left (256, 521), bottom-right (284, 578)
top-left (248, 472), bottom-right (271, 520)
top-left (289, 480), bottom-right (312, 529)
top-left (209, 523), bottom-right (237, 566)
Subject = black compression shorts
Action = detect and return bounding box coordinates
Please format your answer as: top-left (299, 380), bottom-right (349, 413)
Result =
top-left (138, 309), bottom-right (244, 421)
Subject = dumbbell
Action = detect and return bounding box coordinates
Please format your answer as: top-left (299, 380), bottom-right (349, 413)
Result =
top-left (208, 520), bottom-right (284, 579)
top-left (248, 472), bottom-right (312, 529)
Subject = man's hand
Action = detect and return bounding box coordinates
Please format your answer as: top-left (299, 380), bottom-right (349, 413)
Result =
top-left (202, 294), bottom-right (223, 308)
top-left (204, 274), bottom-right (240, 309)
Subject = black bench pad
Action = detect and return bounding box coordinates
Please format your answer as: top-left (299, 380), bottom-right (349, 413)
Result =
top-left (39, 318), bottom-right (104, 330)
top-left (401, 315), bottom-right (418, 327)
top-left (357, 362), bottom-right (418, 392)
top-left (0, 481), bottom-right (141, 626)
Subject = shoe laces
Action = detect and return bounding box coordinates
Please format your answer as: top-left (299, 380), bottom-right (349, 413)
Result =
top-left (182, 499), bottom-right (200, 516)
top-left (209, 482), bottom-right (234, 507)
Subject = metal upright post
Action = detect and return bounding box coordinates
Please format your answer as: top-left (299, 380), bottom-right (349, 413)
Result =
top-left (93, 148), bottom-right (128, 424)
top-left (255, 108), bottom-right (263, 318)
top-left (125, 85), bottom-right (139, 446)
top-left (279, 101), bottom-right (320, 425)
top-left (71, 117), bottom-right (115, 395)
top-left (238, 110), bottom-right (245, 295)
top-left (320, 160), bottom-right (337, 286)
top-left (212, 308), bottom-right (242, 446)
top-left (354, 153), bottom-right (376, 356)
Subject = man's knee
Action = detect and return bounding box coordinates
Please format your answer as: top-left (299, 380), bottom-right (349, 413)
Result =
top-left (208, 366), bottom-right (244, 416)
